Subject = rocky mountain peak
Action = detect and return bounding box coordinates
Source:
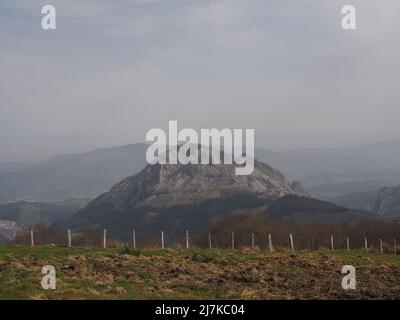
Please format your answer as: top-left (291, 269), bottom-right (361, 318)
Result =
top-left (88, 157), bottom-right (308, 212)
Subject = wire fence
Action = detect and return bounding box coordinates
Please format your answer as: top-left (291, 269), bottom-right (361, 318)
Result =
top-left (10, 227), bottom-right (399, 254)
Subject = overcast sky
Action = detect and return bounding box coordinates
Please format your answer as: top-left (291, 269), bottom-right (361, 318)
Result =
top-left (0, 0), bottom-right (399, 162)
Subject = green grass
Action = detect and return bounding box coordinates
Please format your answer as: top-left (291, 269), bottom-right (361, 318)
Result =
top-left (191, 248), bottom-right (222, 262)
top-left (304, 249), bottom-right (400, 265)
top-left (118, 246), bottom-right (141, 256)
top-left (0, 246), bottom-right (399, 300)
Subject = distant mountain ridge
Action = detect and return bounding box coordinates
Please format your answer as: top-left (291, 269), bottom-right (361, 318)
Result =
top-left (329, 190), bottom-right (378, 211)
top-left (0, 162), bottom-right (33, 176)
top-left (255, 141), bottom-right (400, 199)
top-left (3, 140), bottom-right (400, 204)
top-left (367, 186), bottom-right (400, 219)
top-left (0, 201), bottom-right (79, 226)
top-left (328, 185), bottom-right (400, 220)
top-left (266, 195), bottom-right (376, 224)
top-left (0, 201), bottom-right (82, 241)
top-left (0, 144), bottom-right (147, 203)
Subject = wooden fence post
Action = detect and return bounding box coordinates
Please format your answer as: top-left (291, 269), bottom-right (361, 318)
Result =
top-left (67, 229), bottom-right (72, 247)
top-left (161, 231), bottom-right (164, 250)
top-left (331, 235), bottom-right (334, 252)
top-left (208, 232), bottom-right (212, 249)
top-left (364, 237), bottom-right (368, 253)
top-left (394, 239), bottom-right (397, 255)
top-left (30, 229), bottom-right (34, 247)
top-left (186, 230), bottom-right (189, 249)
top-left (268, 233), bottom-right (273, 253)
top-left (132, 229), bottom-right (136, 249)
top-left (251, 233), bottom-right (255, 249)
top-left (231, 232), bottom-right (235, 250)
top-left (289, 233), bottom-right (294, 252)
top-left (103, 229), bottom-right (107, 249)
top-left (380, 238), bottom-right (383, 254)
top-left (346, 236), bottom-right (350, 252)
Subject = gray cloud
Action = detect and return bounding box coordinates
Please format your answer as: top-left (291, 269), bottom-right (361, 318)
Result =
top-left (0, 0), bottom-right (399, 161)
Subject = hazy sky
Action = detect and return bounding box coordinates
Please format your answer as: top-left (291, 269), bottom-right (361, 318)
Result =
top-left (0, 0), bottom-right (399, 162)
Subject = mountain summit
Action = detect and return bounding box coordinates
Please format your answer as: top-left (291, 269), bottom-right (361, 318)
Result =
top-left (89, 158), bottom-right (308, 211)
top-left (66, 158), bottom-right (308, 236)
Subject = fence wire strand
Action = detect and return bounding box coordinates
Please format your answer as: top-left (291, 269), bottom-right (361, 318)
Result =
top-left (11, 227), bottom-right (399, 254)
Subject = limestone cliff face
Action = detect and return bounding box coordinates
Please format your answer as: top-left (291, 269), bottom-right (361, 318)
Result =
top-left (367, 185), bottom-right (400, 218)
top-left (85, 158), bottom-right (308, 212)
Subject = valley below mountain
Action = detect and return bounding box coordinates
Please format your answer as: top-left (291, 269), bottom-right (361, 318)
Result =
top-left (0, 200), bottom-right (88, 242)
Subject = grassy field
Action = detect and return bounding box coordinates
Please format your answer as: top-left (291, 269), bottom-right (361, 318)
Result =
top-left (0, 245), bottom-right (399, 300)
